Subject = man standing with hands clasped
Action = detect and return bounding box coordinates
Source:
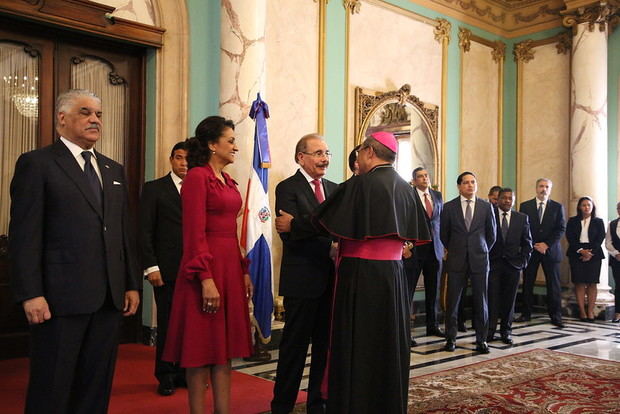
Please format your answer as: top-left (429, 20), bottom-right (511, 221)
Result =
top-left (517, 178), bottom-right (566, 328)
top-left (140, 141), bottom-right (188, 396)
top-left (9, 89), bottom-right (140, 414)
top-left (488, 188), bottom-right (532, 345)
top-left (440, 172), bottom-right (496, 354)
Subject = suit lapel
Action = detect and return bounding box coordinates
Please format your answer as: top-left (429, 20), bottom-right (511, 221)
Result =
top-left (470, 198), bottom-right (485, 230)
top-left (53, 141), bottom-right (103, 219)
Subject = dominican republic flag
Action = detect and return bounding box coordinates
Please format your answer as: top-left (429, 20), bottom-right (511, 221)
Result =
top-left (241, 93), bottom-right (273, 343)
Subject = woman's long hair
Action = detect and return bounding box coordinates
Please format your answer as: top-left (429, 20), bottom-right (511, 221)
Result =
top-left (186, 116), bottom-right (235, 169)
top-left (576, 196), bottom-right (596, 219)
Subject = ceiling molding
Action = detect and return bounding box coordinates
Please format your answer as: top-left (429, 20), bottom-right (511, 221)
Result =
top-left (410, 0), bottom-right (566, 38)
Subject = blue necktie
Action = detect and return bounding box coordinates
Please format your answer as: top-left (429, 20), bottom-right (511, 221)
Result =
top-left (81, 151), bottom-right (102, 207)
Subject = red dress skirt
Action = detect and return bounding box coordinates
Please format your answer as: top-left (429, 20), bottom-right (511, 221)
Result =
top-left (163, 165), bottom-right (252, 367)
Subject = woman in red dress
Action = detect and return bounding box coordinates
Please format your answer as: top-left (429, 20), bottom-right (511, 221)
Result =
top-left (163, 116), bottom-right (253, 414)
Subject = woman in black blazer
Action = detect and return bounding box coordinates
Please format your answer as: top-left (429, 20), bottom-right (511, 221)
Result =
top-left (566, 196), bottom-right (606, 321)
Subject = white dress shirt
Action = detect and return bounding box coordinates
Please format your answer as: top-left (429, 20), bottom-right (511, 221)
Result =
top-left (536, 198), bottom-right (547, 220)
top-left (579, 216), bottom-right (591, 243)
top-left (60, 136), bottom-right (102, 186)
top-left (299, 168), bottom-right (324, 201)
top-left (498, 208), bottom-right (512, 226)
top-left (417, 187), bottom-right (434, 209)
top-left (460, 195), bottom-right (475, 220)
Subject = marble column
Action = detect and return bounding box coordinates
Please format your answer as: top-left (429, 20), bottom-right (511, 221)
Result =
top-left (564, 3), bottom-right (617, 312)
top-left (220, 0), bottom-right (266, 194)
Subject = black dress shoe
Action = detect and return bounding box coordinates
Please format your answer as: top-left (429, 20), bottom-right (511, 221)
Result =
top-left (475, 342), bottom-right (490, 354)
top-left (174, 376), bottom-right (187, 388)
top-left (500, 336), bottom-right (513, 345)
top-left (157, 380), bottom-right (175, 396)
top-left (551, 320), bottom-right (565, 328)
top-left (515, 315), bottom-right (531, 322)
top-left (586, 318), bottom-right (595, 322)
top-left (444, 340), bottom-right (456, 352)
top-left (612, 318), bottom-right (620, 323)
top-left (427, 327), bottom-right (445, 338)
top-left (458, 323), bottom-right (467, 332)
top-left (579, 317), bottom-right (588, 322)
top-left (410, 337), bottom-right (418, 347)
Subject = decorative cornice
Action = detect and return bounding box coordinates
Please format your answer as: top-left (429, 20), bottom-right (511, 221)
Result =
top-left (458, 27), bottom-right (472, 52)
top-left (415, 0), bottom-right (566, 38)
top-left (513, 39), bottom-right (535, 62)
top-left (442, 0), bottom-right (505, 23)
top-left (513, 4), bottom-right (564, 23)
top-left (492, 40), bottom-right (506, 62)
top-left (434, 18), bottom-right (452, 44)
top-left (343, 0), bottom-right (361, 14)
top-left (562, 1), bottom-right (620, 33)
top-left (555, 30), bottom-right (572, 53)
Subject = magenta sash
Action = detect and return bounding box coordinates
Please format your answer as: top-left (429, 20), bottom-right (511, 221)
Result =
top-left (339, 238), bottom-right (403, 261)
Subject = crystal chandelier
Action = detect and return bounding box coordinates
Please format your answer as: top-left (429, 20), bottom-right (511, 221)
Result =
top-left (3, 74), bottom-right (39, 118)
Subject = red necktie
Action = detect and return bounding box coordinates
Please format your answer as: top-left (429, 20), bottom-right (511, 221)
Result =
top-left (424, 193), bottom-right (433, 219)
top-left (312, 179), bottom-right (324, 203)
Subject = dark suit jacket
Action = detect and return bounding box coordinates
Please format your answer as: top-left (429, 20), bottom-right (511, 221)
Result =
top-left (440, 196), bottom-right (496, 273)
top-left (139, 173), bottom-right (182, 282)
top-left (565, 216), bottom-right (605, 260)
top-left (275, 170), bottom-right (337, 298)
top-left (9, 140), bottom-right (140, 316)
top-left (519, 198), bottom-right (566, 262)
top-left (412, 187), bottom-right (444, 261)
top-left (490, 209), bottom-right (533, 270)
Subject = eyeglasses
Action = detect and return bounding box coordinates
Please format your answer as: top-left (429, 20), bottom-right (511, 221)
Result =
top-left (302, 150), bottom-right (332, 158)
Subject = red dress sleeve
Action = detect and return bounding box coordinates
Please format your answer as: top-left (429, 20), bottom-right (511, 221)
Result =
top-left (180, 167), bottom-right (213, 281)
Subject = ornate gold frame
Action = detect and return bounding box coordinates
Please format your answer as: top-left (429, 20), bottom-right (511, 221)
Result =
top-left (354, 84), bottom-right (440, 183)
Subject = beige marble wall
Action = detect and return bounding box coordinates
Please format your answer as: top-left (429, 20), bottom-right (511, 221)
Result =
top-left (518, 42), bottom-right (570, 283)
top-left (97, 0), bottom-right (155, 25)
top-left (348, 0), bottom-right (442, 180)
top-left (460, 41), bottom-right (500, 196)
top-left (237, 0), bottom-right (318, 294)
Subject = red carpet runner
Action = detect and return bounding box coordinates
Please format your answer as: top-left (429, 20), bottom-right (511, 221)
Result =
top-left (0, 343), bottom-right (305, 414)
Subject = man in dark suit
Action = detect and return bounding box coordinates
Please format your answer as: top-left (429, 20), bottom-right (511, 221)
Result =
top-left (140, 141), bottom-right (187, 396)
top-left (9, 89), bottom-right (140, 413)
top-left (403, 167), bottom-right (445, 345)
top-left (517, 178), bottom-right (566, 327)
top-left (271, 134), bottom-right (337, 414)
top-left (488, 188), bottom-right (532, 344)
top-left (440, 171), bottom-right (496, 354)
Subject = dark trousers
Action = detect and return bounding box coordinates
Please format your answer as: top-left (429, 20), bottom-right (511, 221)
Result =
top-left (521, 252), bottom-right (562, 322)
top-left (611, 260), bottom-right (620, 310)
top-left (445, 270), bottom-right (488, 343)
top-left (488, 262), bottom-right (521, 339)
top-left (153, 281), bottom-right (184, 384)
top-left (404, 244), bottom-right (441, 330)
top-left (271, 292), bottom-right (330, 414)
top-left (25, 298), bottom-right (121, 414)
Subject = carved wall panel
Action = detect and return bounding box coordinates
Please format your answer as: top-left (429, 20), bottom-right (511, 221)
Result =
top-left (460, 31), bottom-right (503, 195)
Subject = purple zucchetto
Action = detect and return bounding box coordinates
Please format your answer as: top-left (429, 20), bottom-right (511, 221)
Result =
top-left (370, 131), bottom-right (398, 154)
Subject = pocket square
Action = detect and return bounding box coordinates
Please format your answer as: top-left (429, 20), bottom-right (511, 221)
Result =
top-left (113, 181), bottom-right (122, 185)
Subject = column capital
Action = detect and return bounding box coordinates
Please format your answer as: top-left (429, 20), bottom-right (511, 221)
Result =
top-left (434, 19), bottom-right (451, 45)
top-left (562, 0), bottom-right (620, 33)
